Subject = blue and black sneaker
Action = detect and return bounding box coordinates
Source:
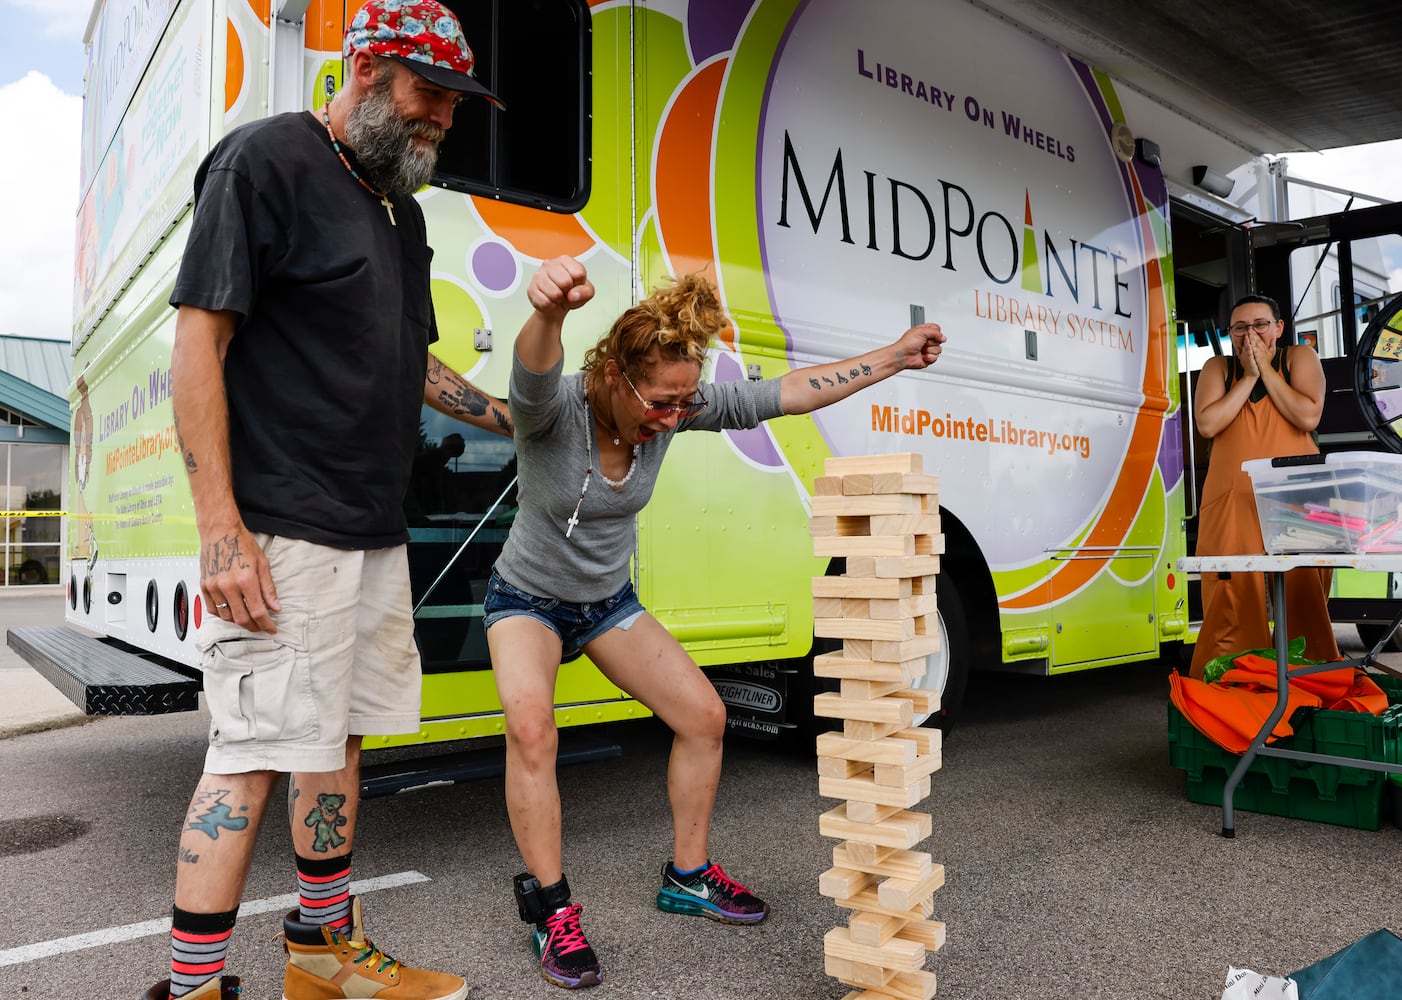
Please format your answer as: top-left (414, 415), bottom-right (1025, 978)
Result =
top-left (656, 861), bottom-right (769, 924)
top-left (531, 903), bottom-right (602, 989)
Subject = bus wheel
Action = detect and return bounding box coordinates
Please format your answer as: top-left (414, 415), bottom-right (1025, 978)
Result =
top-left (1356, 622), bottom-right (1402, 653)
top-left (918, 576), bottom-right (970, 732)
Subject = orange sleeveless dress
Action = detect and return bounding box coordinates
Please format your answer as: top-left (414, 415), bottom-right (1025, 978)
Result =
top-left (1188, 348), bottom-right (1340, 678)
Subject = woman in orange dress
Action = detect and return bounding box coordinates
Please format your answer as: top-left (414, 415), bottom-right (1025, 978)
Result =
top-left (1189, 294), bottom-right (1340, 678)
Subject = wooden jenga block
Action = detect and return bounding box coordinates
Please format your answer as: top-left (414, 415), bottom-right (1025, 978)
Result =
top-left (819, 866), bottom-right (877, 900)
top-left (825, 453), bottom-right (922, 476)
top-left (833, 843), bottom-right (931, 881)
top-left (814, 616), bottom-right (918, 642)
top-left (845, 799), bottom-right (904, 824)
top-left (813, 576), bottom-right (913, 599)
top-left (849, 909), bottom-right (908, 947)
top-left (895, 727), bottom-right (941, 755)
top-left (840, 970), bottom-right (938, 1000)
top-left (839, 474), bottom-right (879, 496)
top-left (814, 692), bottom-right (914, 725)
top-left (844, 719), bottom-right (908, 741)
top-left (861, 593), bottom-right (939, 620)
top-left (827, 957), bottom-right (897, 991)
top-left (819, 773), bottom-right (930, 807)
top-left (873, 751), bottom-right (942, 787)
top-left (816, 731), bottom-right (917, 765)
top-left (819, 804), bottom-right (931, 848)
top-left (834, 885), bottom-right (935, 920)
top-left (814, 475), bottom-right (845, 496)
top-left (869, 513), bottom-right (940, 536)
top-left (840, 532), bottom-right (942, 560)
top-left (846, 554), bottom-right (942, 578)
top-left (818, 755), bottom-right (874, 779)
top-left (894, 919), bottom-right (947, 952)
top-left (839, 677), bottom-right (911, 700)
top-left (877, 865), bottom-right (946, 911)
top-left (813, 534), bottom-right (919, 559)
top-left (862, 634), bottom-right (941, 663)
top-left (844, 471), bottom-right (939, 496)
top-left (809, 514), bottom-right (873, 538)
top-left (891, 688), bottom-right (941, 714)
top-left (823, 926), bottom-right (925, 973)
top-left (813, 651), bottom-right (924, 683)
top-left (841, 840), bottom-right (892, 866)
top-left (812, 493), bottom-right (926, 517)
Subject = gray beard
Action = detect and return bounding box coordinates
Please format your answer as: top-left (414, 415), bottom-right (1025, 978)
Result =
top-left (342, 79), bottom-right (444, 195)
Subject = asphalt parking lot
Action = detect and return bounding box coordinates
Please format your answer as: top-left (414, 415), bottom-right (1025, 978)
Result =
top-left (1, 588), bottom-right (1399, 999)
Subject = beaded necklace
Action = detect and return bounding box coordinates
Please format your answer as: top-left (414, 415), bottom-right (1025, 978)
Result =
top-left (321, 107), bottom-right (397, 226)
top-left (565, 399), bottom-right (640, 538)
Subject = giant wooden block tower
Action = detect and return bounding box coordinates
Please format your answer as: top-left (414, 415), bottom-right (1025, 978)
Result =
top-left (810, 452), bottom-right (946, 1000)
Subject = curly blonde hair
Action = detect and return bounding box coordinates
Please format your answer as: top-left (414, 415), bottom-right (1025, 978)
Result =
top-left (582, 273), bottom-right (727, 396)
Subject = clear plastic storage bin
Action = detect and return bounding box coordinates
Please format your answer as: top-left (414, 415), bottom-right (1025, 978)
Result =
top-left (1243, 451), bottom-right (1402, 553)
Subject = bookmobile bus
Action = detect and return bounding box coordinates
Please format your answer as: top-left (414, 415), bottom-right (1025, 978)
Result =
top-left (16, 0), bottom-right (1402, 763)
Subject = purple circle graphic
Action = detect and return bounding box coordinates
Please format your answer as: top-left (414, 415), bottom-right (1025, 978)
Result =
top-left (687, 0), bottom-right (754, 63)
top-left (472, 241), bottom-right (518, 292)
top-left (714, 353), bottom-right (784, 467)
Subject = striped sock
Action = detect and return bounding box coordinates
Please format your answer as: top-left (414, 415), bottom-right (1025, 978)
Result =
top-left (169, 906), bottom-right (237, 998)
top-left (296, 852), bottom-right (353, 934)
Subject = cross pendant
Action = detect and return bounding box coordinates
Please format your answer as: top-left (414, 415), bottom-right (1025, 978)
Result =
top-left (565, 511), bottom-right (580, 537)
top-left (380, 195), bottom-right (397, 226)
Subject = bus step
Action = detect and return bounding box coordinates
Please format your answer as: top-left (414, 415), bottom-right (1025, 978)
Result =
top-left (6, 626), bottom-right (200, 716)
top-left (360, 737), bottom-right (622, 799)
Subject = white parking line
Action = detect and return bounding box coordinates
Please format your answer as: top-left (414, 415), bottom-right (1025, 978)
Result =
top-left (0, 870), bottom-right (431, 968)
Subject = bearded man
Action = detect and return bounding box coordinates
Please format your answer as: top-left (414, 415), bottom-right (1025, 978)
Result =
top-left (148, 3), bottom-right (509, 998)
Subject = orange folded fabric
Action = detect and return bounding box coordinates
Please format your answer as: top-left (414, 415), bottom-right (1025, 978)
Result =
top-left (1169, 672), bottom-right (1322, 754)
top-left (1329, 672), bottom-right (1389, 714)
top-left (1226, 652), bottom-right (1355, 703)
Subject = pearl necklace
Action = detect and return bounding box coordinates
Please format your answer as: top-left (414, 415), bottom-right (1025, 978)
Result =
top-left (321, 107), bottom-right (397, 226)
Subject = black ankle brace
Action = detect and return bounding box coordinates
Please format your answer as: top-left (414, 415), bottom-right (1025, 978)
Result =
top-left (513, 872), bottom-right (572, 923)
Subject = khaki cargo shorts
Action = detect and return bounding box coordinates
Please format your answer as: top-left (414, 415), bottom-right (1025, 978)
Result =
top-left (197, 534), bottom-right (421, 774)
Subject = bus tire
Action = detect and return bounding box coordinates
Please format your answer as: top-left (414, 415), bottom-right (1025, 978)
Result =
top-left (1356, 622), bottom-right (1402, 653)
top-left (925, 575), bottom-right (970, 732)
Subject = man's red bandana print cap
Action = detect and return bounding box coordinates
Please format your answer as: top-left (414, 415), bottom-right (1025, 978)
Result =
top-left (344, 0), bottom-right (503, 107)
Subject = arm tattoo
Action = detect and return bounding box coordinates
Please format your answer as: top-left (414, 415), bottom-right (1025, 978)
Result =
top-left (186, 790), bottom-right (251, 841)
top-left (174, 415), bottom-right (197, 472)
top-left (440, 378), bottom-right (490, 418)
top-left (203, 533), bottom-right (248, 577)
top-left (493, 406), bottom-right (513, 434)
top-left (179, 846), bottom-right (201, 865)
top-left (809, 378), bottom-right (821, 390)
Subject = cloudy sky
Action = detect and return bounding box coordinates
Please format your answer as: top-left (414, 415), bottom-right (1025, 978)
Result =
top-left (3, 0), bottom-right (1400, 343)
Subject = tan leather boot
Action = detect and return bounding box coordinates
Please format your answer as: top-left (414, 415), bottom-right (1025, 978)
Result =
top-left (281, 896), bottom-right (467, 1000)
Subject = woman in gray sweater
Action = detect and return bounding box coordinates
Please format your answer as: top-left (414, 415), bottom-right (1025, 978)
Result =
top-left (484, 254), bottom-right (945, 989)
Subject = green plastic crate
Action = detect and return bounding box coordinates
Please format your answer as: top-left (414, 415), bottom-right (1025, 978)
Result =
top-left (1167, 672), bottom-right (1402, 831)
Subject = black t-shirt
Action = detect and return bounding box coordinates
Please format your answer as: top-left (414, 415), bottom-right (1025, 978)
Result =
top-left (171, 111), bottom-right (435, 549)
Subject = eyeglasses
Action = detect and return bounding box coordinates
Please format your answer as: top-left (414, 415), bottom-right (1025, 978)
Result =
top-left (621, 370), bottom-right (709, 418)
top-left (1227, 318), bottom-right (1279, 335)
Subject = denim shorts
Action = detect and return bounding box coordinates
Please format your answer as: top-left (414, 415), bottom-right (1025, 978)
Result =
top-left (482, 570), bottom-right (645, 662)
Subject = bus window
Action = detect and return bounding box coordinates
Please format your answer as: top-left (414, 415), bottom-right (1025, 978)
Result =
top-left (431, 0), bottom-right (591, 212)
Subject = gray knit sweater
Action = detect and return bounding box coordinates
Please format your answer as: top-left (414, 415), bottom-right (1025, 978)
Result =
top-left (495, 353), bottom-right (784, 602)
